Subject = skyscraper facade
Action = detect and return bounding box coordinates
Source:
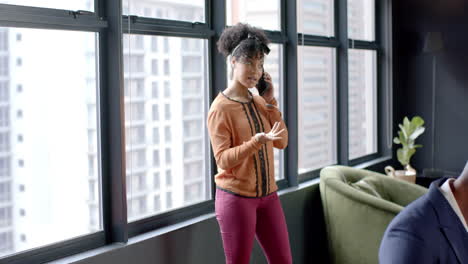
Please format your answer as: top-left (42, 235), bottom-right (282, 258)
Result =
top-left (0, 27), bottom-right (13, 256)
top-left (121, 0), bottom-right (208, 222)
top-left (297, 0), bottom-right (337, 171)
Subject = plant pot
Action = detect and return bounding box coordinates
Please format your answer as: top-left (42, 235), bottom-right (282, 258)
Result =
top-left (384, 165), bottom-right (417, 184)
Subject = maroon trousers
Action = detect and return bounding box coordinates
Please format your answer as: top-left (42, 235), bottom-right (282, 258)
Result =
top-left (215, 189), bottom-right (293, 264)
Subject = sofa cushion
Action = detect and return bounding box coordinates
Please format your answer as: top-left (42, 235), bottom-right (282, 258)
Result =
top-left (349, 177), bottom-right (386, 199)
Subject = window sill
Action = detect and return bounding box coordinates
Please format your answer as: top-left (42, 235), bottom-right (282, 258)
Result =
top-left (49, 213), bottom-right (215, 264)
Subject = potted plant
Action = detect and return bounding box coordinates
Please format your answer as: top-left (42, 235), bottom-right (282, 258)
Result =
top-left (385, 116), bottom-right (425, 183)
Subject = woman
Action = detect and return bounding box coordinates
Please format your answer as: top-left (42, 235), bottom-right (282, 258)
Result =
top-left (207, 22), bottom-right (292, 264)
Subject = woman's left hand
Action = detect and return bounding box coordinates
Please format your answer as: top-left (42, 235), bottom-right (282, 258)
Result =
top-left (261, 71), bottom-right (275, 103)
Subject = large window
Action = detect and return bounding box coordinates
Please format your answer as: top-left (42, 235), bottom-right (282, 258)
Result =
top-left (0, 0), bottom-right (390, 262)
top-left (264, 45), bottom-right (285, 181)
top-left (0, 27), bottom-right (100, 258)
top-left (348, 49), bottom-right (377, 159)
top-left (123, 34), bottom-right (210, 222)
top-left (297, 0), bottom-right (334, 37)
top-left (347, 0), bottom-right (378, 160)
top-left (297, 0), bottom-right (338, 176)
top-left (348, 0), bottom-right (375, 41)
top-left (226, 0), bottom-right (281, 31)
top-left (298, 46), bottom-right (337, 173)
top-left (123, 0), bottom-right (205, 23)
top-left (298, 0), bottom-right (381, 177)
top-left (0, 0), bottom-right (93, 11)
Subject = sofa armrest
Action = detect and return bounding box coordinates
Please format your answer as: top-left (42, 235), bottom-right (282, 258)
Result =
top-left (320, 177), bottom-right (401, 264)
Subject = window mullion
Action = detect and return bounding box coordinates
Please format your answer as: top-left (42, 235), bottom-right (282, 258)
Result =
top-left (337, 0), bottom-right (350, 166)
top-left (377, 0), bottom-right (393, 159)
top-left (100, 0), bottom-right (128, 244)
top-left (209, 0), bottom-right (226, 199)
top-left (284, 0), bottom-right (299, 187)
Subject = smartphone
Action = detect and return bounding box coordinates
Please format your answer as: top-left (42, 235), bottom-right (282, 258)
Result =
top-left (256, 70), bottom-right (269, 96)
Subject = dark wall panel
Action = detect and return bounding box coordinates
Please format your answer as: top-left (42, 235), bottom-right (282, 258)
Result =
top-left (393, 0), bottom-right (468, 175)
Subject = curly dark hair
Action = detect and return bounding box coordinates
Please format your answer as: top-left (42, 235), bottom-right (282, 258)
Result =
top-left (217, 23), bottom-right (270, 60)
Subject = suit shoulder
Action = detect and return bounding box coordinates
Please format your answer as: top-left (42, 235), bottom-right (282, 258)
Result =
top-left (387, 194), bottom-right (437, 236)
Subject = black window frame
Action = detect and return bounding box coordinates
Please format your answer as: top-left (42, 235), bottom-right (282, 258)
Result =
top-left (347, 0), bottom-right (392, 167)
top-left (0, 2), bottom-right (109, 264)
top-left (0, 0), bottom-right (393, 263)
top-left (120, 0), bottom-right (215, 239)
top-left (298, 0), bottom-right (392, 182)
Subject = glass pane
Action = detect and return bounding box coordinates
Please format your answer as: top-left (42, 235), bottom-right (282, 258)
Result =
top-left (348, 0), bottom-right (375, 41)
top-left (298, 46), bottom-right (337, 173)
top-left (0, 0), bottom-right (94, 11)
top-left (0, 27), bottom-right (100, 258)
top-left (226, 0), bottom-right (281, 31)
top-left (124, 35), bottom-right (209, 222)
top-left (297, 0), bottom-right (334, 37)
top-left (348, 49), bottom-right (377, 159)
top-left (123, 0), bottom-right (205, 23)
top-left (264, 45), bottom-right (284, 181)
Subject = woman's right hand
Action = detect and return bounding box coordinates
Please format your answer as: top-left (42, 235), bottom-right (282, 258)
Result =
top-left (254, 122), bottom-right (285, 144)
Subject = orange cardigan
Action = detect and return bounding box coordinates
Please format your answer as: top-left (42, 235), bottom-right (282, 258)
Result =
top-left (207, 92), bottom-right (288, 197)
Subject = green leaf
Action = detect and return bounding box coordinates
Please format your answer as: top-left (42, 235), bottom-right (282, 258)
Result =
top-left (409, 127), bottom-right (425, 141)
top-left (398, 131), bottom-right (407, 147)
top-left (394, 116), bottom-right (425, 161)
top-left (397, 147), bottom-right (416, 166)
top-left (403, 117), bottom-right (411, 132)
top-left (400, 134), bottom-right (408, 147)
top-left (399, 124), bottom-right (408, 140)
top-left (407, 148), bottom-right (416, 163)
top-left (397, 148), bottom-right (408, 166)
top-left (411, 116), bottom-right (425, 127)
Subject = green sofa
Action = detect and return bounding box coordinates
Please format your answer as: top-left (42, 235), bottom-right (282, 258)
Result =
top-left (319, 166), bottom-right (427, 264)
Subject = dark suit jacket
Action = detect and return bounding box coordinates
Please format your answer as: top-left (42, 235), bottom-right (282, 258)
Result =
top-left (379, 178), bottom-right (468, 264)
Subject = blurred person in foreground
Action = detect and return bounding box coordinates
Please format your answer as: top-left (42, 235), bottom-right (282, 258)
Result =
top-left (379, 161), bottom-right (468, 263)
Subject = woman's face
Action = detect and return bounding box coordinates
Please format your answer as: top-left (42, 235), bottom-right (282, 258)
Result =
top-left (231, 54), bottom-right (264, 88)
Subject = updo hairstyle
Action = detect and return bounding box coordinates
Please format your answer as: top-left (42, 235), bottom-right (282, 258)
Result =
top-left (217, 23), bottom-right (270, 60)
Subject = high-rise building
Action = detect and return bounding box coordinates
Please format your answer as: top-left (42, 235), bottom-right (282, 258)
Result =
top-left (297, 0), bottom-right (337, 171)
top-left (298, 45), bottom-right (336, 171)
top-left (348, 0), bottom-right (377, 159)
top-left (0, 27), bottom-right (14, 256)
top-left (0, 26), bottom-right (96, 258)
top-left (120, 1), bottom-right (208, 222)
top-left (0, 1), bottom-right (97, 257)
top-left (296, 0), bottom-right (375, 168)
top-left (0, 1), bottom-right (209, 256)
